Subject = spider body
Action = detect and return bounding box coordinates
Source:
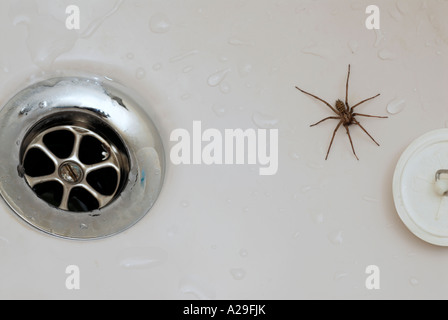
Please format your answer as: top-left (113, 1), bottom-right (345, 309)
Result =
top-left (295, 65), bottom-right (387, 160)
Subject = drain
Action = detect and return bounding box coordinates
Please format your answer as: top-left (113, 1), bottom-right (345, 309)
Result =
top-left (22, 124), bottom-right (126, 212)
top-left (0, 76), bottom-right (165, 239)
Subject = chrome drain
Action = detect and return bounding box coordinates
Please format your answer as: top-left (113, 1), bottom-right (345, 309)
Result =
top-left (22, 124), bottom-right (126, 212)
top-left (0, 75), bottom-right (165, 239)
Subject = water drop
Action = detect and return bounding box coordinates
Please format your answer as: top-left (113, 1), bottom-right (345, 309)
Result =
top-left (289, 151), bottom-right (300, 160)
top-left (219, 82), bottom-right (231, 94)
top-left (80, 223), bottom-right (88, 230)
top-left (169, 50), bottom-right (199, 63)
top-left (230, 268), bottom-right (246, 280)
top-left (334, 272), bottom-right (349, 281)
top-left (293, 231), bottom-right (301, 239)
top-left (387, 98), bottom-right (406, 115)
top-left (119, 247), bottom-right (167, 270)
top-left (363, 196), bottom-right (379, 203)
top-left (328, 230), bottom-right (343, 245)
top-left (310, 211), bottom-right (324, 224)
top-left (38, 101), bottom-right (47, 108)
top-left (410, 277), bottom-right (419, 286)
top-left (212, 104), bottom-right (227, 117)
top-left (126, 52), bottom-right (134, 60)
top-left (149, 13), bottom-right (171, 33)
top-left (242, 207), bottom-right (250, 213)
top-left (301, 186), bottom-right (312, 193)
top-left (179, 275), bottom-right (216, 300)
top-left (135, 67), bottom-right (146, 80)
top-left (252, 112), bottom-right (279, 129)
top-left (228, 38), bottom-right (253, 46)
top-left (183, 66), bottom-right (194, 73)
top-left (378, 49), bottom-right (397, 60)
top-left (153, 63), bottom-right (162, 71)
top-left (180, 200), bottom-right (190, 208)
top-left (301, 44), bottom-right (329, 58)
top-left (374, 29), bottom-right (385, 48)
top-left (348, 40), bottom-right (359, 54)
top-left (239, 249), bottom-right (249, 258)
top-left (238, 63), bottom-right (253, 77)
top-left (207, 69), bottom-right (231, 87)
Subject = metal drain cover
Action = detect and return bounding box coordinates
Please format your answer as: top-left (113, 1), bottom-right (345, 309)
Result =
top-left (0, 76), bottom-right (165, 240)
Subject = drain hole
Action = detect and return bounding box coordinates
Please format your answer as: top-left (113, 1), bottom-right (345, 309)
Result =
top-left (33, 181), bottom-right (63, 207)
top-left (24, 148), bottom-right (55, 177)
top-left (79, 135), bottom-right (107, 165)
top-left (43, 130), bottom-right (75, 159)
top-left (87, 167), bottom-right (118, 196)
top-left (68, 187), bottom-right (100, 212)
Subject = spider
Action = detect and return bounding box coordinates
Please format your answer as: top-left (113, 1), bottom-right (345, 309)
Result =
top-left (295, 64), bottom-right (388, 160)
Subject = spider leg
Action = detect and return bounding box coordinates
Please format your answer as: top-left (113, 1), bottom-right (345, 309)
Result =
top-left (345, 64), bottom-right (351, 110)
top-left (352, 118), bottom-right (380, 146)
top-left (345, 125), bottom-right (359, 160)
top-left (295, 86), bottom-right (339, 114)
top-left (310, 116), bottom-right (340, 127)
top-left (350, 94), bottom-right (381, 111)
top-left (352, 113), bottom-right (388, 119)
top-left (325, 120), bottom-right (343, 160)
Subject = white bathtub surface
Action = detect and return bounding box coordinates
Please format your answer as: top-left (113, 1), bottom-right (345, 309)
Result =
top-left (1, 0), bottom-right (448, 299)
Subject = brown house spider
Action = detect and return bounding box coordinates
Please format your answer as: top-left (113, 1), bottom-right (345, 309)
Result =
top-left (295, 64), bottom-right (387, 160)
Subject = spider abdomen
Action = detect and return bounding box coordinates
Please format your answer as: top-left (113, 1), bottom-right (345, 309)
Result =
top-left (335, 99), bottom-right (346, 113)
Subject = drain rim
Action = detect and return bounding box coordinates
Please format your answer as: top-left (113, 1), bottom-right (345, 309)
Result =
top-left (0, 76), bottom-right (165, 240)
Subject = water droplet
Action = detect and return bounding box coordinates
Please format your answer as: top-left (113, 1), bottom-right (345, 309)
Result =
top-left (238, 63), bottom-right (253, 77)
top-left (169, 50), bottom-right (199, 63)
top-left (126, 52), bottom-right (134, 60)
top-left (239, 249), bottom-right (249, 258)
top-left (20, 105), bottom-right (33, 115)
top-left (212, 104), bottom-right (227, 117)
top-left (230, 268), bottom-right (246, 280)
top-left (301, 186), bottom-right (312, 193)
top-left (301, 44), bottom-right (329, 58)
top-left (207, 69), bottom-right (230, 87)
top-left (242, 207), bottom-right (250, 213)
top-left (153, 63), bottom-right (162, 71)
top-left (219, 82), bottom-right (231, 94)
top-left (410, 277), bottom-right (419, 286)
top-left (310, 211), bottom-right (324, 224)
top-left (363, 196), bottom-right (379, 203)
top-left (0, 236), bottom-right (9, 246)
top-left (136, 67), bottom-right (146, 80)
top-left (328, 230), bottom-right (343, 245)
top-left (119, 247), bottom-right (167, 270)
top-left (183, 66), bottom-right (194, 73)
top-left (334, 272), bottom-right (349, 281)
top-left (348, 40), bottom-right (359, 54)
top-left (307, 161), bottom-right (325, 170)
top-left (374, 29), bottom-right (385, 48)
top-left (38, 101), bottom-right (47, 108)
top-left (387, 98), bottom-right (406, 115)
top-left (289, 151), bottom-right (300, 160)
top-left (179, 275), bottom-right (216, 300)
top-left (228, 38), bottom-right (253, 46)
top-left (80, 223), bottom-right (88, 230)
top-left (181, 93), bottom-right (191, 100)
top-left (252, 112), bottom-right (279, 129)
top-left (378, 49), bottom-right (397, 60)
top-left (149, 13), bottom-right (171, 33)
top-left (180, 200), bottom-right (190, 208)
top-left (293, 231), bottom-right (301, 239)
